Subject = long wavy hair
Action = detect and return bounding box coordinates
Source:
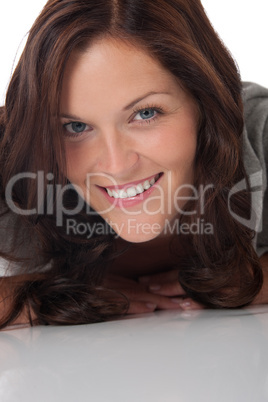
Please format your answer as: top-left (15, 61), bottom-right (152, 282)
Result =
top-left (0, 0), bottom-right (263, 328)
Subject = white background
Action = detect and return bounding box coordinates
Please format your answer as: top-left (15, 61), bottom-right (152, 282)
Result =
top-left (0, 0), bottom-right (267, 106)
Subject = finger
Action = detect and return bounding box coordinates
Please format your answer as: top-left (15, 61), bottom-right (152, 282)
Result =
top-left (127, 296), bottom-right (204, 314)
top-left (178, 297), bottom-right (205, 310)
top-left (103, 275), bottom-right (166, 307)
top-left (127, 298), bottom-right (184, 314)
top-left (127, 301), bottom-right (157, 315)
top-left (147, 281), bottom-right (186, 297)
top-left (103, 274), bottom-right (184, 311)
top-left (126, 290), bottom-right (183, 311)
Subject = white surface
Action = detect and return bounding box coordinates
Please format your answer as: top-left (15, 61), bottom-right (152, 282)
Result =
top-left (0, 1), bottom-right (267, 105)
top-left (1, 306), bottom-right (268, 402)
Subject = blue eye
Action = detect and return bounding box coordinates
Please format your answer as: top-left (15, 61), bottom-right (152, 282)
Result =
top-left (64, 122), bottom-right (89, 134)
top-left (135, 108), bottom-right (157, 121)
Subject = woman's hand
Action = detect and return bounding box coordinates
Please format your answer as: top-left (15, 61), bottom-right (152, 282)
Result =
top-left (103, 269), bottom-right (204, 315)
top-left (139, 269), bottom-right (204, 312)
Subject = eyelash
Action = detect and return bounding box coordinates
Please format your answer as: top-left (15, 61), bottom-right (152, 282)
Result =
top-left (62, 104), bottom-right (165, 138)
top-left (131, 104), bottom-right (165, 125)
top-left (63, 122), bottom-right (91, 139)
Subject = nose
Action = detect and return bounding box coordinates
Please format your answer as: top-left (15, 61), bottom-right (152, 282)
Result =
top-left (95, 129), bottom-right (139, 177)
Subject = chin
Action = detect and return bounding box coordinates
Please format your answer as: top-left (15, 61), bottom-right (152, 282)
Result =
top-left (103, 212), bottom-right (174, 243)
top-left (110, 218), bottom-right (165, 243)
top-left (117, 231), bottom-right (161, 243)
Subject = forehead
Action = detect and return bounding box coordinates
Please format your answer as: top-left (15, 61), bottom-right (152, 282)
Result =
top-left (62, 37), bottom-right (179, 93)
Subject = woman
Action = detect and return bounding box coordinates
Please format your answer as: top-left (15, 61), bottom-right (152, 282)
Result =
top-left (0, 0), bottom-right (267, 329)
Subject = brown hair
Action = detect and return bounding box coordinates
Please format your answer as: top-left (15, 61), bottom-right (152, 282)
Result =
top-left (0, 0), bottom-right (263, 328)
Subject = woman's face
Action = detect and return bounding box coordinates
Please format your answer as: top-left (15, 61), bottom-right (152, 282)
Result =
top-left (60, 37), bottom-right (198, 242)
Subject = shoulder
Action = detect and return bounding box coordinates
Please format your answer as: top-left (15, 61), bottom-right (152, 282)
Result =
top-left (243, 81), bottom-right (268, 102)
top-left (242, 82), bottom-right (268, 144)
top-left (0, 197), bottom-right (20, 276)
top-left (242, 82), bottom-right (268, 176)
top-left (0, 197), bottom-right (36, 276)
top-left (242, 82), bottom-right (268, 257)
top-left (0, 196), bottom-right (53, 277)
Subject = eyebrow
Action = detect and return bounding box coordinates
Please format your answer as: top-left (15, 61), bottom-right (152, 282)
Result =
top-left (123, 91), bottom-right (171, 111)
top-left (60, 91), bottom-right (171, 120)
top-left (60, 112), bottom-right (84, 120)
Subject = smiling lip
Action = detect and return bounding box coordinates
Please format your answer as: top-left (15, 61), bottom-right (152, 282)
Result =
top-left (97, 172), bottom-right (163, 208)
top-left (101, 173), bottom-right (161, 191)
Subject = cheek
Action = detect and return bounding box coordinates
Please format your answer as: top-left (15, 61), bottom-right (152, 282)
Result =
top-left (65, 143), bottom-right (93, 184)
top-left (154, 124), bottom-right (197, 171)
top-left (171, 111), bottom-right (198, 168)
top-left (164, 137), bottom-right (196, 166)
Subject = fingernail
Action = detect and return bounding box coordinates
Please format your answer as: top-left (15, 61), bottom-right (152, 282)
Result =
top-left (149, 284), bottom-right (161, 291)
top-left (146, 303), bottom-right (157, 310)
top-left (181, 300), bottom-right (192, 309)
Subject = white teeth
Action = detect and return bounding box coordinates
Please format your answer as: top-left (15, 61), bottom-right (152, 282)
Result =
top-left (105, 174), bottom-right (160, 199)
top-left (143, 180), bottom-right (150, 190)
top-left (112, 190), bottom-right (119, 198)
top-left (127, 187), bottom-right (137, 197)
top-left (118, 189), bottom-right (128, 198)
top-left (136, 184), bottom-right (144, 194)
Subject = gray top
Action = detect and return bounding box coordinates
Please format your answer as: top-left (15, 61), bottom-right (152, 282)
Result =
top-left (242, 82), bottom-right (268, 256)
top-left (0, 82), bottom-right (267, 276)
